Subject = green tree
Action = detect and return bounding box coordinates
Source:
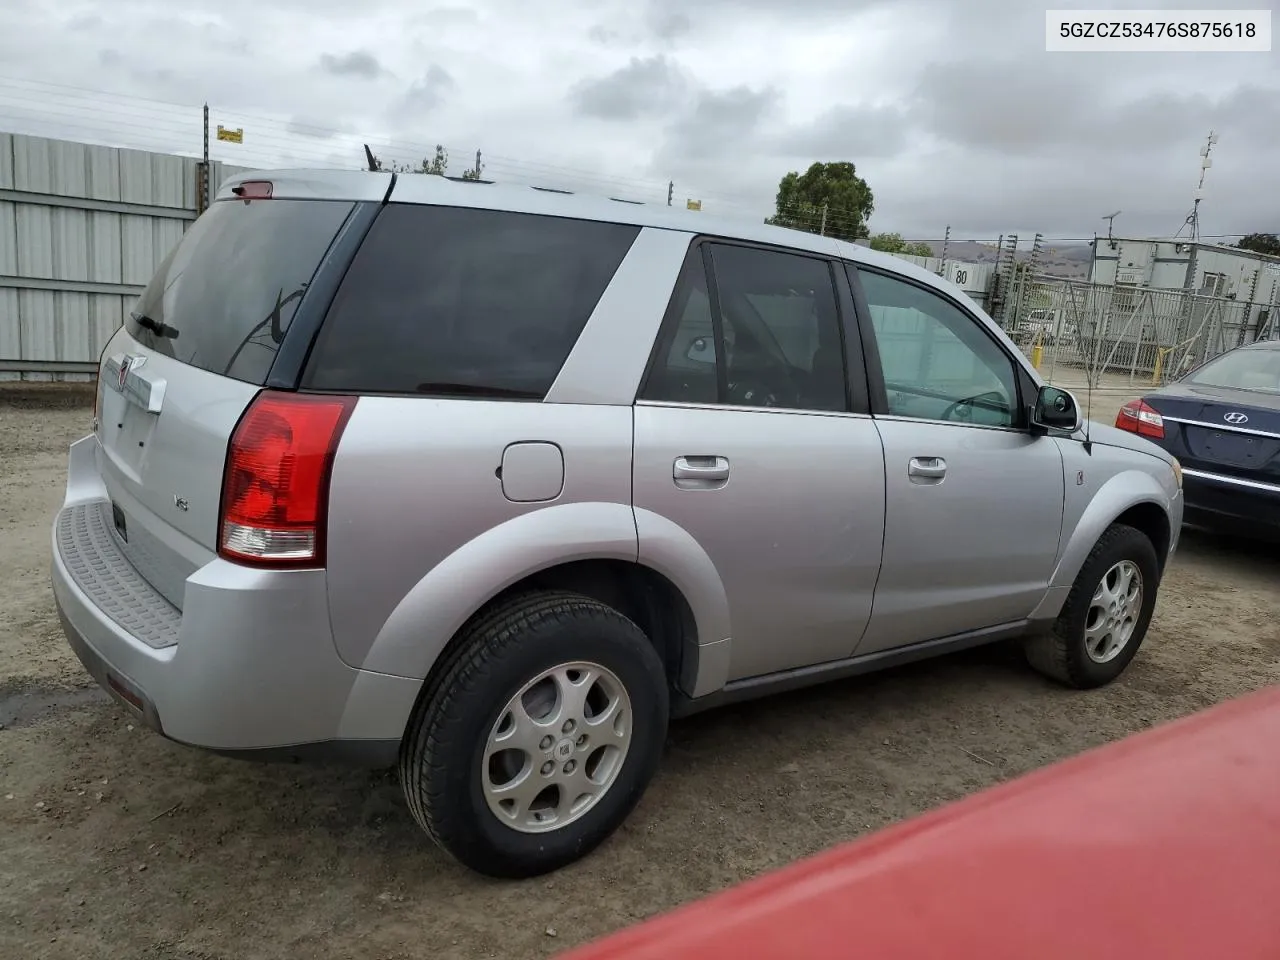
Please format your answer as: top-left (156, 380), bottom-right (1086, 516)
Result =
top-left (869, 232), bottom-right (933, 257)
top-left (1236, 233), bottom-right (1280, 257)
top-left (766, 161), bottom-right (874, 243)
top-left (394, 145), bottom-right (450, 175)
top-left (366, 144), bottom-right (485, 179)
top-left (869, 231), bottom-right (905, 253)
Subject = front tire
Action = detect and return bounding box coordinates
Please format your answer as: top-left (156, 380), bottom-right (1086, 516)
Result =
top-left (1025, 523), bottom-right (1160, 689)
top-left (399, 591), bottom-right (669, 879)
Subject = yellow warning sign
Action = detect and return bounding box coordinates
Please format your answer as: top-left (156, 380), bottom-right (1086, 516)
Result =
top-left (686, 199), bottom-right (702, 211)
top-left (216, 125), bottom-right (244, 144)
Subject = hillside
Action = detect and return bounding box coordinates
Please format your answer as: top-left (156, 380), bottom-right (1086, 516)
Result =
top-left (912, 239), bottom-right (1094, 279)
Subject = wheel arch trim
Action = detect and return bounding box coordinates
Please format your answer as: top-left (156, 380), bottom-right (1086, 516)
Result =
top-left (360, 503), bottom-right (734, 699)
top-left (1034, 470), bottom-right (1176, 621)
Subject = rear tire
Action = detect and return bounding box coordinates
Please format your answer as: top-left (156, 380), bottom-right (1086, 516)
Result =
top-left (1024, 523), bottom-right (1160, 689)
top-left (399, 591), bottom-right (669, 879)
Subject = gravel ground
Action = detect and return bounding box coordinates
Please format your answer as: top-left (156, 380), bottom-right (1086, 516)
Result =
top-left (2, 400), bottom-right (1277, 960)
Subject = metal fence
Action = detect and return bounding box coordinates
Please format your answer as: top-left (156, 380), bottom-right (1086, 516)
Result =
top-left (1000, 273), bottom-right (1279, 390)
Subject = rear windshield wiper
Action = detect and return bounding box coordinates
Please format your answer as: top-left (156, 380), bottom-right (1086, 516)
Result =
top-left (414, 382), bottom-right (541, 399)
top-left (130, 312), bottom-right (179, 340)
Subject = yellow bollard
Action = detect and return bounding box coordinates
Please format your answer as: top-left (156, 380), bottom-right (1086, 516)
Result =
top-left (1031, 344), bottom-right (1043, 370)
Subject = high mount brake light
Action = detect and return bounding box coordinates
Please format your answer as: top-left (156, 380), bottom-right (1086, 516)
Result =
top-left (1115, 399), bottom-right (1165, 440)
top-left (218, 391), bottom-right (356, 567)
top-left (231, 180), bottom-right (273, 200)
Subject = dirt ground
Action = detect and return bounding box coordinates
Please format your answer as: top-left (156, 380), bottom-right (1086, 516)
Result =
top-left (2, 399), bottom-right (1277, 960)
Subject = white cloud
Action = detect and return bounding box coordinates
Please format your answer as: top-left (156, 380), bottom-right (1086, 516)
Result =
top-left (0, 0), bottom-right (1276, 241)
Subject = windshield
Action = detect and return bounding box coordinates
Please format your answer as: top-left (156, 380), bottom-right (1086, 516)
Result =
top-left (128, 198), bottom-right (355, 384)
top-left (1185, 347), bottom-right (1280, 395)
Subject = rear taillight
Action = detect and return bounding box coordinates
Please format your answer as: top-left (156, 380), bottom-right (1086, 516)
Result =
top-left (218, 391), bottom-right (356, 567)
top-left (1115, 399), bottom-right (1165, 440)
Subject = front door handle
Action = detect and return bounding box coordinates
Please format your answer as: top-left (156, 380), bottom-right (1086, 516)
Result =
top-left (908, 456), bottom-right (947, 482)
top-left (674, 455), bottom-right (730, 487)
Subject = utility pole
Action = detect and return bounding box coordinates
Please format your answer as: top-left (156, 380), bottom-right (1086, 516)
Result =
top-left (939, 224), bottom-right (951, 277)
top-left (995, 234), bottom-right (1019, 327)
top-left (198, 103), bottom-right (210, 215)
top-left (819, 203), bottom-right (828, 236)
top-left (1027, 232), bottom-right (1045, 277)
top-left (1243, 267), bottom-right (1261, 346)
top-left (667, 181), bottom-right (673, 206)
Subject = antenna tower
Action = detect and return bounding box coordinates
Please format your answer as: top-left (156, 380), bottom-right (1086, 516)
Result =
top-left (1177, 130), bottom-right (1218, 241)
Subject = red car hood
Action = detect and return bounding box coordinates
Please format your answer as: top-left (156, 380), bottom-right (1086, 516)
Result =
top-left (559, 684), bottom-right (1280, 960)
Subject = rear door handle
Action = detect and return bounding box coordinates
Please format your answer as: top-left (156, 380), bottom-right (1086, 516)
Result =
top-left (908, 456), bottom-right (947, 481)
top-left (674, 456), bottom-right (730, 486)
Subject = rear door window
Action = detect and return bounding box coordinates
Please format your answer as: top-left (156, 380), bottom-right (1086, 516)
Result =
top-left (128, 198), bottom-right (356, 384)
top-left (303, 205), bottom-right (640, 398)
top-left (641, 243), bottom-right (850, 413)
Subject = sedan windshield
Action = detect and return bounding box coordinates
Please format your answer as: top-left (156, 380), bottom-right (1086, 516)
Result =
top-left (1186, 347), bottom-right (1280, 395)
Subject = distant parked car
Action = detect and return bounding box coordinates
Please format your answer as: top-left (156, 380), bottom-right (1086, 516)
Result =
top-left (556, 684), bottom-right (1280, 960)
top-left (52, 169), bottom-right (1182, 879)
top-left (1117, 339), bottom-right (1279, 540)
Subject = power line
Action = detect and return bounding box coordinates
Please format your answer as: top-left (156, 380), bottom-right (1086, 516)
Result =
top-left (0, 74), bottom-right (686, 199)
top-left (0, 74), bottom-right (1264, 245)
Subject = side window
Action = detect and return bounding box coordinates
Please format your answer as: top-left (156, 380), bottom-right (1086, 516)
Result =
top-left (303, 205), bottom-right (639, 398)
top-left (858, 269), bottom-right (1020, 427)
top-left (641, 249), bottom-right (719, 405)
top-left (642, 244), bottom-right (849, 413)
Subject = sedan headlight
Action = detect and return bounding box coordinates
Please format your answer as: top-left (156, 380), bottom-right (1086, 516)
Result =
top-left (1171, 457), bottom-right (1183, 489)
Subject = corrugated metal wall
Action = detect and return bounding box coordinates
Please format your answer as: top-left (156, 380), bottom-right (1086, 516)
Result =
top-left (0, 132), bottom-right (248, 381)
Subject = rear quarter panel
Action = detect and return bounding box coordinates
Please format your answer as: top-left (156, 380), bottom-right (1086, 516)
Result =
top-left (324, 399), bottom-right (636, 678)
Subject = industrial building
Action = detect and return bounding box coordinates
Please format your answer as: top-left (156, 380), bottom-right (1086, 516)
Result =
top-left (1088, 237), bottom-right (1280, 342)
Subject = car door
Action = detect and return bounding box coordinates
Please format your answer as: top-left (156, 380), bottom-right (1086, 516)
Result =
top-left (846, 263), bottom-right (1066, 656)
top-left (633, 242), bottom-right (886, 683)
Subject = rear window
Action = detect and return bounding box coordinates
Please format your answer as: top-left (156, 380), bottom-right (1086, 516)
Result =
top-left (1185, 347), bottom-right (1280, 395)
top-left (302, 204), bottom-right (640, 398)
top-left (127, 198), bottom-right (355, 384)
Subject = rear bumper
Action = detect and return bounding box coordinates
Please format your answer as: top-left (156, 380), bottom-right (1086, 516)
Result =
top-left (51, 437), bottom-right (421, 764)
top-left (1181, 468), bottom-right (1280, 537)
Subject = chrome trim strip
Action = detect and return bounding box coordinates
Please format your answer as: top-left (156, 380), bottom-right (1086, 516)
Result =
top-left (1162, 415), bottom-right (1280, 442)
top-left (635, 400), bottom-right (1027, 432)
top-left (635, 399), bottom-right (873, 420)
top-left (1181, 468), bottom-right (1280, 495)
top-left (103, 353), bottom-right (166, 414)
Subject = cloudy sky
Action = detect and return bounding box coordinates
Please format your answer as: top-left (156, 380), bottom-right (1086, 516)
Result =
top-left (0, 0), bottom-right (1276, 244)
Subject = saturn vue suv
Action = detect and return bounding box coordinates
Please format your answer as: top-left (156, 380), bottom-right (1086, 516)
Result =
top-left (51, 168), bottom-right (1183, 879)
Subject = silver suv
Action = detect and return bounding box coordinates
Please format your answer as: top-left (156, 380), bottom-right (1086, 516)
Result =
top-left (52, 170), bottom-right (1183, 878)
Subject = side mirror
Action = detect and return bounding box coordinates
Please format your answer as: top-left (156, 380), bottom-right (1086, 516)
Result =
top-left (1032, 385), bottom-right (1082, 434)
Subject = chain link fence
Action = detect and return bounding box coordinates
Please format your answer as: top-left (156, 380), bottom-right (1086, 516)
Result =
top-left (999, 273), bottom-right (1278, 391)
